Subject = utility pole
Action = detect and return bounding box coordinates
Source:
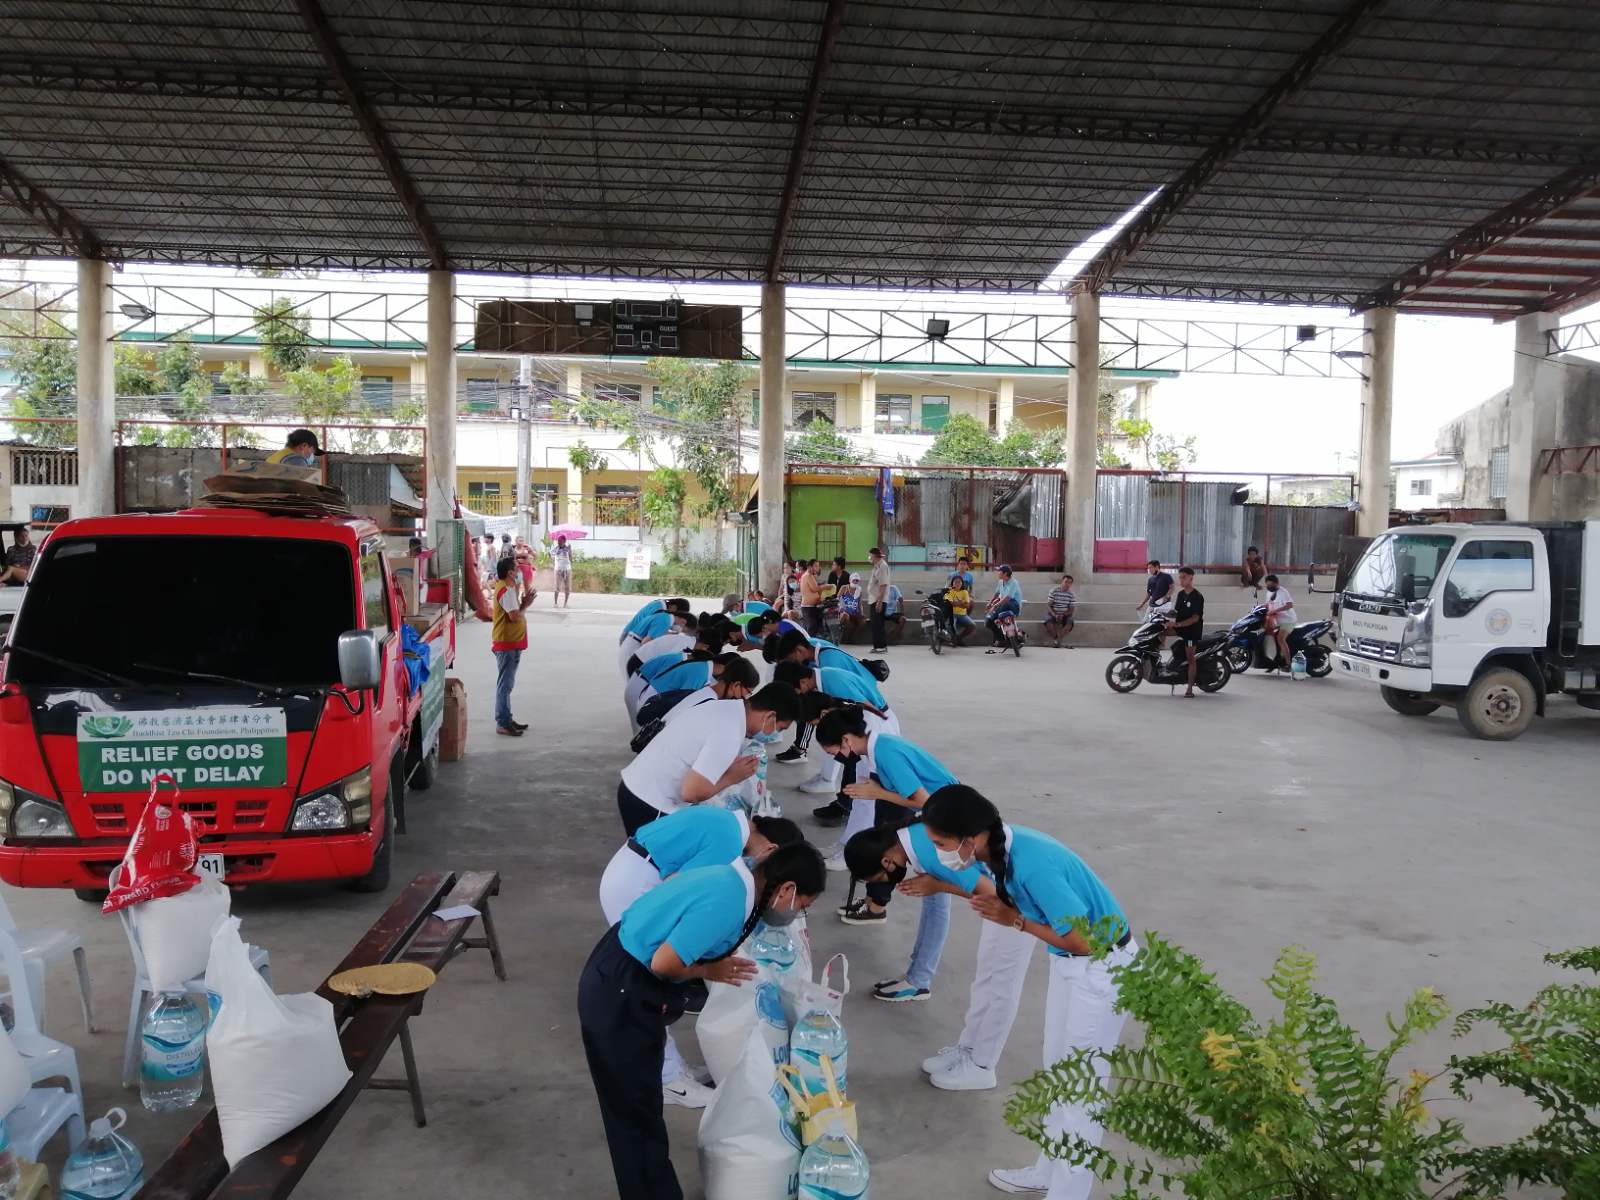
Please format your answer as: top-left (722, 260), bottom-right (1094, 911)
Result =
top-left (516, 354), bottom-right (534, 544)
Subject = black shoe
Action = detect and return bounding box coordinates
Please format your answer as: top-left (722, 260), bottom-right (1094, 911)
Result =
top-left (510, 720), bottom-right (529, 732)
top-left (839, 900), bottom-right (888, 927)
top-left (773, 746), bottom-right (808, 765)
top-left (812, 800), bottom-right (847, 826)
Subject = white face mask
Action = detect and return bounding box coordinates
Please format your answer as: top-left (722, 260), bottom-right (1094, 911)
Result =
top-left (934, 839), bottom-right (974, 871)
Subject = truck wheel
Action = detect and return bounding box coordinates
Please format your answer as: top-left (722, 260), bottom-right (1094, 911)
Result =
top-left (410, 742), bottom-right (439, 792)
top-left (349, 802), bottom-right (394, 894)
top-left (1381, 686), bottom-right (1439, 717)
top-left (74, 888), bottom-right (108, 905)
top-left (1456, 668), bottom-right (1536, 741)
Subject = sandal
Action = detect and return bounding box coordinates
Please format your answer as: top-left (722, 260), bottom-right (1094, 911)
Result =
top-left (984, 648), bottom-right (999, 655)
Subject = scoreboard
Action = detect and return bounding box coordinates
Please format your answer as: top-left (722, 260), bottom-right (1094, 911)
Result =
top-left (474, 299), bottom-right (744, 359)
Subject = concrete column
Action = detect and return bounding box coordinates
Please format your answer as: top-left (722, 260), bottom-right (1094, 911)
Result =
top-left (1356, 306), bottom-right (1396, 537)
top-left (995, 377), bottom-right (1015, 432)
top-left (1064, 290), bottom-right (1099, 576)
top-left (565, 363), bottom-right (584, 412)
top-left (857, 372), bottom-right (876, 433)
top-left (565, 464), bottom-right (584, 523)
top-left (758, 282), bottom-right (786, 595)
top-left (1505, 311), bottom-right (1560, 523)
top-left (249, 353), bottom-right (271, 382)
top-left (75, 258), bottom-right (115, 517)
top-left (425, 270), bottom-right (456, 531)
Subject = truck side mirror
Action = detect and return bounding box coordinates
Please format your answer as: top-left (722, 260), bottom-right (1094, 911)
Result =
top-left (337, 630), bottom-right (382, 691)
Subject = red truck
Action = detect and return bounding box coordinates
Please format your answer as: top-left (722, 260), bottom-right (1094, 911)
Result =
top-left (0, 507), bottom-right (455, 899)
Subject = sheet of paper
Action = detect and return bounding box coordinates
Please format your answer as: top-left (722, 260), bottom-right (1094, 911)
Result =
top-left (433, 904), bottom-right (480, 922)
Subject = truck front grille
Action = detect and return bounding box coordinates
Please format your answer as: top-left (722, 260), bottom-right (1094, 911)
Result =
top-left (1348, 636), bottom-right (1400, 661)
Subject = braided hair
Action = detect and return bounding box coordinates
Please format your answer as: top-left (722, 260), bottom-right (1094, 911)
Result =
top-left (921, 784), bottom-right (1012, 909)
top-left (706, 842), bottom-right (826, 961)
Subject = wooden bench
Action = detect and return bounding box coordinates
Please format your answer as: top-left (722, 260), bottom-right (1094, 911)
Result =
top-left (141, 871), bottom-right (507, 1200)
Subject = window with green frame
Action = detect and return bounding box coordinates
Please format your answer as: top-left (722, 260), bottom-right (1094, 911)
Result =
top-left (920, 395), bottom-right (950, 431)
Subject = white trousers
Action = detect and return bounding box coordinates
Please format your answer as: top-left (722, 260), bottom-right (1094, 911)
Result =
top-left (597, 844), bottom-right (688, 1083)
top-left (617, 633), bottom-right (643, 676)
top-left (958, 919), bottom-right (1038, 1068)
top-left (622, 673), bottom-right (654, 727)
top-left (1033, 942), bottom-right (1136, 1200)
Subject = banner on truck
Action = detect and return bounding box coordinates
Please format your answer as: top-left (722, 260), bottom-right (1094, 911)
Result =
top-left (77, 708), bottom-right (289, 792)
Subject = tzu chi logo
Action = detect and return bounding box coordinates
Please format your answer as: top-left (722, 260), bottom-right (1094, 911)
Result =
top-left (1485, 608), bottom-right (1512, 636)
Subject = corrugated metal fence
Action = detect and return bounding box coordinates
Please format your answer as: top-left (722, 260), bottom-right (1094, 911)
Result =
top-left (1096, 471), bottom-right (1352, 570)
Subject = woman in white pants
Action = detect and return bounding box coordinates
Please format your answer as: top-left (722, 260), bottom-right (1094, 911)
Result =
top-left (921, 785), bottom-right (1137, 1200)
top-left (598, 806), bottom-right (803, 1109)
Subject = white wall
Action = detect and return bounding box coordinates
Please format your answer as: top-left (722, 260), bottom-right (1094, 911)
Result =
top-left (1392, 463), bottom-right (1462, 511)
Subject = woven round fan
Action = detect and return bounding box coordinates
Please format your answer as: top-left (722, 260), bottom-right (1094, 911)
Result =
top-left (327, 962), bottom-right (437, 998)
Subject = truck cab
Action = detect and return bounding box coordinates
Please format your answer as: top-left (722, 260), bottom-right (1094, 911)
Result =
top-left (1333, 521), bottom-right (1600, 739)
top-left (0, 507), bottom-right (454, 896)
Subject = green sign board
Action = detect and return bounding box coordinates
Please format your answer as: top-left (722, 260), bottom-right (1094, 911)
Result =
top-left (77, 708), bottom-right (289, 792)
top-left (419, 665), bottom-right (445, 752)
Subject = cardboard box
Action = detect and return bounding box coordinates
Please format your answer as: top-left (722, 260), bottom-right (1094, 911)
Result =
top-left (440, 676), bottom-right (468, 761)
top-left (387, 554), bottom-right (421, 616)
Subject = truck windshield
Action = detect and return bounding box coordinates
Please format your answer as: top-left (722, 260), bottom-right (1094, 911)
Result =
top-left (1344, 532), bottom-right (1457, 604)
top-left (5, 535), bottom-right (357, 689)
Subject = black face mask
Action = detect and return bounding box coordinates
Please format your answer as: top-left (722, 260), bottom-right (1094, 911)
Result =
top-left (882, 861), bottom-right (908, 887)
top-left (834, 752), bottom-right (859, 766)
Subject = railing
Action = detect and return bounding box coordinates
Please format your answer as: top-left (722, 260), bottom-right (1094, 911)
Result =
top-left (1539, 444), bottom-right (1600, 474)
top-left (9, 447), bottom-right (79, 487)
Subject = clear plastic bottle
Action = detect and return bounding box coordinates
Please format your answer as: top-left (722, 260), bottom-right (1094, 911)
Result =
top-left (1290, 650), bottom-right (1308, 680)
top-left (0, 1118), bottom-right (19, 1200)
top-left (140, 992), bottom-right (206, 1112)
top-left (748, 921), bottom-right (797, 971)
top-left (798, 1112), bottom-right (870, 1200)
top-left (60, 1107), bottom-right (143, 1200)
top-left (790, 1007), bottom-right (849, 1096)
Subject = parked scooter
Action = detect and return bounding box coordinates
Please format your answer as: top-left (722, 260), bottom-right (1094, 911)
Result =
top-left (988, 606), bottom-right (1026, 657)
top-left (1105, 612), bottom-right (1233, 693)
top-left (917, 588), bottom-right (964, 655)
top-left (1223, 605), bottom-right (1335, 676)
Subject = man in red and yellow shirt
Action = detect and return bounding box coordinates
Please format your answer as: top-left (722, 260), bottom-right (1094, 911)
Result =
top-left (492, 558), bottom-right (536, 736)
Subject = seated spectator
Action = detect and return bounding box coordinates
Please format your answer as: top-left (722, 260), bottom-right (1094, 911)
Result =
top-left (1241, 545), bottom-right (1266, 597)
top-left (2, 527), bottom-right (35, 587)
top-left (944, 573), bottom-right (975, 645)
top-left (835, 574), bottom-right (865, 643)
top-left (1043, 573), bottom-right (1076, 648)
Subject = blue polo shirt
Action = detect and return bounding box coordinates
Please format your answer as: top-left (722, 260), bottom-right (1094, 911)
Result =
top-left (816, 644), bottom-right (877, 684)
top-left (636, 806), bottom-right (749, 877)
top-left (816, 666), bottom-right (886, 709)
top-left (644, 656), bottom-right (714, 694)
top-left (1000, 824), bottom-right (1127, 957)
top-left (903, 822), bottom-right (982, 892)
top-left (637, 611), bottom-right (676, 641)
top-left (618, 861), bottom-right (756, 969)
top-left (744, 601), bottom-right (777, 616)
top-left (624, 600), bottom-right (666, 637)
top-left (868, 731), bottom-right (958, 800)
top-left (995, 578), bottom-right (1023, 607)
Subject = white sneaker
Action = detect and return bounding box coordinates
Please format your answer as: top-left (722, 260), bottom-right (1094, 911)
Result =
top-left (663, 1074), bottom-right (715, 1109)
top-left (930, 1048), bottom-right (997, 1091)
top-left (921, 1044), bottom-right (967, 1075)
top-left (987, 1164), bottom-right (1051, 1194)
top-left (798, 772), bottom-right (838, 795)
top-left (824, 846), bottom-right (849, 872)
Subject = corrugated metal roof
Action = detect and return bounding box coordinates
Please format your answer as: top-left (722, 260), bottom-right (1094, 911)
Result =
top-left (1, 0), bottom-right (1598, 313)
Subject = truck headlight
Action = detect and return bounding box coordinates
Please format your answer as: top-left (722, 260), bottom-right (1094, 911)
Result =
top-left (0, 777), bottom-right (75, 840)
top-left (1399, 600), bottom-right (1433, 667)
top-left (290, 767), bottom-right (373, 832)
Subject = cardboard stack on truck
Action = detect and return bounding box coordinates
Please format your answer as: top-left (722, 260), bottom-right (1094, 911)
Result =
top-left (0, 471), bottom-right (456, 898)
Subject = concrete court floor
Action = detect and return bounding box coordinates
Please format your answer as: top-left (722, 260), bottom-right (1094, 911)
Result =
top-left (5, 592), bottom-right (1597, 1198)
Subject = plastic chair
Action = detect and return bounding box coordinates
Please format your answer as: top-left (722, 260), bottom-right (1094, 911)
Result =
top-left (3, 1085), bottom-right (85, 1160)
top-left (0, 890), bottom-right (95, 1033)
top-left (0, 928), bottom-right (84, 1109)
top-left (109, 869), bottom-right (270, 1089)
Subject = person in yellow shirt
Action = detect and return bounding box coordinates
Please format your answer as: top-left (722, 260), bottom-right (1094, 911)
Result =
top-left (265, 428), bottom-right (320, 467)
top-left (944, 572), bottom-right (975, 646)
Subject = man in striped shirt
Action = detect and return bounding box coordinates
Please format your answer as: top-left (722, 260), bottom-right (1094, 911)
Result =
top-left (1044, 574), bottom-right (1077, 648)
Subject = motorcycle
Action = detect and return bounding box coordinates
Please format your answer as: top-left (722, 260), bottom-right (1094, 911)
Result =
top-left (917, 588), bottom-right (963, 655)
top-left (1223, 606), bottom-right (1335, 677)
top-left (1104, 612), bottom-right (1232, 693)
top-left (988, 604), bottom-right (1026, 658)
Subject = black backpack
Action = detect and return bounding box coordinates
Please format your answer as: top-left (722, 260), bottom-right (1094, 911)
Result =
top-left (861, 658), bottom-right (891, 682)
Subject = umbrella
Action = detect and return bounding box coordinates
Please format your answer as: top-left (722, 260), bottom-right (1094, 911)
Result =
top-left (548, 524), bottom-right (589, 541)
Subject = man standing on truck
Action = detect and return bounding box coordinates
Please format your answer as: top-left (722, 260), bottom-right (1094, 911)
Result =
top-left (492, 558), bottom-right (536, 736)
top-left (267, 428), bottom-right (321, 468)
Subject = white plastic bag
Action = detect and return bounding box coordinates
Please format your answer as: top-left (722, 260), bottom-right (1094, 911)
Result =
top-left (784, 952), bottom-right (849, 1025)
top-left (698, 1025), bottom-right (802, 1200)
top-left (0, 1026), bottom-right (29, 1115)
top-left (204, 917), bottom-right (351, 1168)
top-left (774, 924), bottom-right (819, 1028)
top-left (698, 962), bottom-right (790, 1085)
top-left (132, 876), bottom-right (231, 993)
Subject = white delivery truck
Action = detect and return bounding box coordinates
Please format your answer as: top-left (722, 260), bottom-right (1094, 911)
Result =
top-left (1332, 520), bottom-right (1600, 740)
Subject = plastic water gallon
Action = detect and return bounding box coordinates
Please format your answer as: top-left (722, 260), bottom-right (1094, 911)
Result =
top-left (60, 1108), bottom-right (143, 1200)
top-left (1290, 650), bottom-right (1308, 680)
top-left (140, 992), bottom-right (206, 1112)
top-left (798, 1112), bottom-right (870, 1200)
top-left (790, 1007), bottom-right (848, 1096)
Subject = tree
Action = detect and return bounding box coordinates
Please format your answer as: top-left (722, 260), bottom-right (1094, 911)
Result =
top-left (786, 418), bottom-right (863, 464)
top-left (1114, 416), bottom-right (1198, 472)
top-left (642, 467), bottom-right (689, 557)
top-left (567, 440), bottom-right (608, 472)
top-left (920, 413), bottom-right (1066, 468)
top-left (255, 298), bottom-right (311, 375)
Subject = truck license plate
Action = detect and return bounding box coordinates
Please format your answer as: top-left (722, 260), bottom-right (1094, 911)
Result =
top-left (1347, 659), bottom-right (1373, 678)
top-left (197, 853), bottom-right (225, 882)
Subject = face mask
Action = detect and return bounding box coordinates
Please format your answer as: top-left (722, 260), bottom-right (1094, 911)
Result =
top-left (1266, 586), bottom-right (1278, 596)
top-left (882, 861), bottom-right (908, 886)
top-left (761, 892), bottom-right (802, 927)
top-left (740, 853), bottom-right (762, 873)
top-left (750, 716), bottom-right (782, 745)
top-left (935, 839), bottom-right (973, 871)
top-left (833, 752), bottom-right (857, 767)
